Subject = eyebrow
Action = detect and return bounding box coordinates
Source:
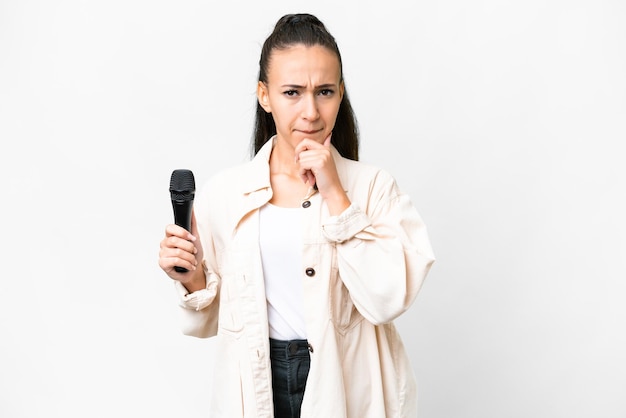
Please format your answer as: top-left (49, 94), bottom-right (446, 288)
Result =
top-left (280, 83), bottom-right (337, 89)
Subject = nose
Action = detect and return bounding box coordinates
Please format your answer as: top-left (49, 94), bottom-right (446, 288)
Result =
top-left (301, 93), bottom-right (320, 121)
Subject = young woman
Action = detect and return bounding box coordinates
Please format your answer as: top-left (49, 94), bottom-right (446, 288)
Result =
top-left (158, 13), bottom-right (435, 418)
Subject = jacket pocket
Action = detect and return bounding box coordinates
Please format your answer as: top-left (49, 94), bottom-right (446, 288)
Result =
top-left (329, 266), bottom-right (364, 334)
top-left (217, 274), bottom-right (244, 338)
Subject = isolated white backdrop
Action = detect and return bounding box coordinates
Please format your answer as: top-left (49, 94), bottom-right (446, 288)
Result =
top-left (1, 0), bottom-right (625, 417)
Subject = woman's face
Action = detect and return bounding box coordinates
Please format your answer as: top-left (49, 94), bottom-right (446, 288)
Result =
top-left (257, 44), bottom-right (344, 147)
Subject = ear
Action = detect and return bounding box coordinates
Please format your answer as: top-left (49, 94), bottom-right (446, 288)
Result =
top-left (339, 80), bottom-right (345, 101)
top-left (257, 81), bottom-right (271, 113)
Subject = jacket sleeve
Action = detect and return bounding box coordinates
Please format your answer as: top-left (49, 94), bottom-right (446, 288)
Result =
top-left (174, 269), bottom-right (220, 338)
top-left (174, 181), bottom-right (221, 339)
top-left (321, 170), bottom-right (435, 325)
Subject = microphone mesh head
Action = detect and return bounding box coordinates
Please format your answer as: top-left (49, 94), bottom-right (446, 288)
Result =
top-left (170, 169), bottom-right (195, 201)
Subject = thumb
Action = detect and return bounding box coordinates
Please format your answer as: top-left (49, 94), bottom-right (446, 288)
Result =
top-left (189, 209), bottom-right (199, 242)
top-left (324, 132), bottom-right (332, 148)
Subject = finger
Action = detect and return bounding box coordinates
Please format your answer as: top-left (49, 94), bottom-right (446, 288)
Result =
top-left (165, 223), bottom-right (196, 242)
top-left (161, 234), bottom-right (196, 254)
top-left (160, 238), bottom-right (198, 267)
top-left (159, 255), bottom-right (197, 274)
top-left (294, 137), bottom-right (324, 159)
top-left (299, 168), bottom-right (315, 186)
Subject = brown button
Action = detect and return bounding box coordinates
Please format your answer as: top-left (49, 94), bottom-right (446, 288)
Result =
top-left (301, 200), bottom-right (311, 208)
top-left (305, 268), bottom-right (315, 277)
top-left (307, 343), bottom-right (314, 353)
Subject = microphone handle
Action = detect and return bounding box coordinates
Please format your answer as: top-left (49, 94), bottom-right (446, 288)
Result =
top-left (172, 199), bottom-right (193, 273)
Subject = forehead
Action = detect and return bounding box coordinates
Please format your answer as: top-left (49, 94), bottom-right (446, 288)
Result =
top-left (267, 44), bottom-right (341, 82)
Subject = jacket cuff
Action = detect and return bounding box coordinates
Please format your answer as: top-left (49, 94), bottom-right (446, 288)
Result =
top-left (321, 203), bottom-right (371, 243)
top-left (174, 273), bottom-right (218, 311)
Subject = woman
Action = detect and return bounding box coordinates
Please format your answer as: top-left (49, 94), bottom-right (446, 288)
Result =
top-left (159, 13), bottom-right (435, 418)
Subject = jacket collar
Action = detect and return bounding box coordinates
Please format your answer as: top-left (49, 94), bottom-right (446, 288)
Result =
top-left (225, 135), bottom-right (352, 234)
top-left (234, 135), bottom-right (349, 210)
top-left (238, 136), bottom-right (274, 196)
top-left (238, 135), bottom-right (348, 192)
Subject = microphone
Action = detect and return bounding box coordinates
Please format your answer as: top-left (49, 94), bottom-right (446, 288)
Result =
top-left (169, 169), bottom-right (195, 273)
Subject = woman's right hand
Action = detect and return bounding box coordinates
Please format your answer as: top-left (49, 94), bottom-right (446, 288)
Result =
top-left (158, 211), bottom-right (206, 291)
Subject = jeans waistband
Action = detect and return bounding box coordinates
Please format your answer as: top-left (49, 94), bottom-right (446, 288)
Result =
top-left (269, 338), bottom-right (312, 359)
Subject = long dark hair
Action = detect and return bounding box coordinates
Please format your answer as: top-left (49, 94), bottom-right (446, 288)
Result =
top-left (252, 13), bottom-right (359, 160)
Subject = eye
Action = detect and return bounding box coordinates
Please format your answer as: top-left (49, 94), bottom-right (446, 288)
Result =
top-left (319, 89), bottom-right (334, 96)
top-left (283, 90), bottom-right (299, 97)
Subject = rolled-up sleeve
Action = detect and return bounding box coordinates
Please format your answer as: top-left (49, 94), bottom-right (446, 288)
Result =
top-left (324, 171), bottom-right (435, 325)
top-left (174, 268), bottom-right (221, 338)
top-left (174, 270), bottom-right (219, 311)
top-left (321, 204), bottom-right (371, 243)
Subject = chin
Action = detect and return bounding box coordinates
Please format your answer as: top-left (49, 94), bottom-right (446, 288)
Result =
top-left (295, 130), bottom-right (325, 142)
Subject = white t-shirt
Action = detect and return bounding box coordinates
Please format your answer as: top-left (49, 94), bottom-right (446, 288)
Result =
top-left (258, 203), bottom-right (307, 340)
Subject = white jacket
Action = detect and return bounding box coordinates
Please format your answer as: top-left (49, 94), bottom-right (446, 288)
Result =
top-left (175, 137), bottom-right (435, 417)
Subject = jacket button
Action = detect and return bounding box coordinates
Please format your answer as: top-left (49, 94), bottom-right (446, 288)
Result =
top-left (305, 267), bottom-right (315, 277)
top-left (301, 200), bottom-right (311, 208)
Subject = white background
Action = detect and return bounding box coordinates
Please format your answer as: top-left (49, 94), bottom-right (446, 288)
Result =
top-left (1, 0), bottom-right (625, 417)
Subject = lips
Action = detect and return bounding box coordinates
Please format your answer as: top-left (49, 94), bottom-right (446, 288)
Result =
top-left (297, 129), bottom-right (323, 135)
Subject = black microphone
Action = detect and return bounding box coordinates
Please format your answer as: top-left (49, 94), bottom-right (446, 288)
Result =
top-left (169, 169), bottom-right (195, 273)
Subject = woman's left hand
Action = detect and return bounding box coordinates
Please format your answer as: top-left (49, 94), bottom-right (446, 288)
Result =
top-left (295, 133), bottom-right (351, 215)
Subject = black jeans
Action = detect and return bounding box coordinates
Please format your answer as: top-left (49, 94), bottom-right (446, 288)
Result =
top-left (269, 338), bottom-right (311, 418)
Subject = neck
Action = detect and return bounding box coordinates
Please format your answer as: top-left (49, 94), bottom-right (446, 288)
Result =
top-left (267, 136), bottom-right (312, 207)
top-left (269, 136), bottom-right (299, 177)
